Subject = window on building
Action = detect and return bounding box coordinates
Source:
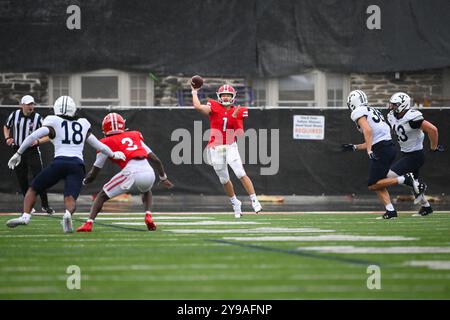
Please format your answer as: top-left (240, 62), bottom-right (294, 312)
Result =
top-left (81, 75), bottom-right (119, 106)
top-left (327, 73), bottom-right (344, 107)
top-left (250, 71), bottom-right (348, 108)
top-left (130, 74), bottom-right (148, 106)
top-left (49, 70), bottom-right (154, 107)
top-left (52, 75), bottom-right (69, 102)
top-left (250, 79), bottom-right (266, 107)
top-left (278, 74), bottom-right (316, 107)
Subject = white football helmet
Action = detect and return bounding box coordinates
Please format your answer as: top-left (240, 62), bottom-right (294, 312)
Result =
top-left (346, 90), bottom-right (368, 111)
top-left (389, 92), bottom-right (411, 114)
top-left (54, 96), bottom-right (77, 117)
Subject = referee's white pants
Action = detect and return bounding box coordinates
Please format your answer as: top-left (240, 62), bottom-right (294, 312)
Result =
top-left (207, 142), bottom-right (247, 185)
top-left (103, 159), bottom-right (155, 198)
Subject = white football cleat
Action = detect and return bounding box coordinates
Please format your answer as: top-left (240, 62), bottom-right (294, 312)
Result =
top-left (62, 212), bottom-right (73, 233)
top-left (252, 199), bottom-right (262, 214)
top-left (6, 217), bottom-right (29, 228)
top-left (233, 199), bottom-right (242, 218)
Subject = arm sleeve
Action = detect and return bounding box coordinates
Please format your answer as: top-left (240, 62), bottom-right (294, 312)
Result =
top-left (17, 127), bottom-right (50, 154)
top-left (408, 113), bottom-right (425, 129)
top-left (5, 112), bottom-right (13, 128)
top-left (93, 153), bottom-right (109, 169)
top-left (86, 134), bottom-right (114, 158)
top-left (409, 119), bottom-right (424, 129)
top-left (238, 107), bottom-right (248, 120)
top-left (141, 141), bottom-right (152, 154)
top-left (350, 108), bottom-right (368, 123)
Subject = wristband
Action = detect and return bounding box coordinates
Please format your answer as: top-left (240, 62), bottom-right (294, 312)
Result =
top-left (159, 173), bottom-right (167, 181)
top-left (191, 90), bottom-right (198, 95)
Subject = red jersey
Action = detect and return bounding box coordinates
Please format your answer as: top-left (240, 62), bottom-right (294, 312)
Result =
top-left (100, 130), bottom-right (149, 169)
top-left (207, 99), bottom-right (248, 147)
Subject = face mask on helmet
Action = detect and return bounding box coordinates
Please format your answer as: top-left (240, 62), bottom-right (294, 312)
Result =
top-left (216, 85), bottom-right (236, 106)
top-left (389, 92), bottom-right (411, 114)
top-left (346, 90), bottom-right (368, 111)
top-left (102, 113), bottom-right (126, 136)
top-left (53, 96), bottom-right (77, 117)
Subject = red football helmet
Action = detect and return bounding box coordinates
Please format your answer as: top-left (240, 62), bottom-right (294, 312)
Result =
top-left (216, 84), bottom-right (236, 106)
top-left (102, 113), bottom-right (126, 136)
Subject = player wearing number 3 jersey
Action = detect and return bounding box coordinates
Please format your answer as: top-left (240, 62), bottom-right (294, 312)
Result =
top-left (341, 90), bottom-right (426, 220)
top-left (6, 96), bottom-right (126, 232)
top-left (384, 92), bottom-right (442, 216)
top-left (77, 113), bottom-right (174, 232)
top-left (191, 83), bottom-right (262, 218)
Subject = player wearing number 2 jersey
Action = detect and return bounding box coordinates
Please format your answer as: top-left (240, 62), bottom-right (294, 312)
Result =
top-left (191, 83), bottom-right (262, 218)
top-left (341, 90), bottom-right (425, 220)
top-left (76, 113), bottom-right (174, 232)
top-left (6, 96), bottom-right (126, 232)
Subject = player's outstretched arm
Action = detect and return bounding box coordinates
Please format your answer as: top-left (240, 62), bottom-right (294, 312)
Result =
top-left (86, 133), bottom-right (126, 160)
top-left (16, 127), bottom-right (50, 154)
top-left (8, 126), bottom-right (52, 169)
top-left (191, 86), bottom-right (211, 116)
top-left (83, 166), bottom-right (101, 185)
top-left (83, 153), bottom-right (108, 185)
top-left (357, 117), bottom-right (376, 159)
top-left (148, 152), bottom-right (174, 189)
top-left (420, 120), bottom-right (439, 151)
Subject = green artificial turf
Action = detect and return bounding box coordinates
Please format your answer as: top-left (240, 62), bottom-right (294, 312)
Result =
top-left (0, 212), bottom-right (449, 299)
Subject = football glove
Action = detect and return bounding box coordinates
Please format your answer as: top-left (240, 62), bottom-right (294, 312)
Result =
top-left (368, 151), bottom-right (379, 161)
top-left (341, 144), bottom-right (357, 152)
top-left (8, 152), bottom-right (22, 169)
top-left (112, 151), bottom-right (126, 161)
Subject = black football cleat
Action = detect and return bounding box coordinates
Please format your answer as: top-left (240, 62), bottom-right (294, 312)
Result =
top-left (376, 210), bottom-right (398, 220)
top-left (42, 206), bottom-right (55, 215)
top-left (403, 173), bottom-right (427, 201)
top-left (412, 206), bottom-right (433, 217)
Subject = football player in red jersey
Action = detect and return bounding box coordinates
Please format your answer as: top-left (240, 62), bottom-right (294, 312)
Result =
top-left (191, 84), bottom-right (262, 218)
top-left (77, 113), bottom-right (174, 232)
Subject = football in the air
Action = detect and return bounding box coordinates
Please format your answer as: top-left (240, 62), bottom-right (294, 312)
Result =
top-left (190, 75), bottom-right (203, 89)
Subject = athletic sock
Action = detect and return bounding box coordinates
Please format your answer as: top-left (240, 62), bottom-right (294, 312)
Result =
top-left (420, 198), bottom-right (431, 207)
top-left (87, 219), bottom-right (94, 223)
top-left (397, 176), bottom-right (405, 184)
top-left (249, 194), bottom-right (257, 201)
top-left (64, 210), bottom-right (71, 218)
top-left (230, 195), bottom-right (239, 205)
top-left (22, 213), bottom-right (31, 223)
top-left (385, 203), bottom-right (395, 211)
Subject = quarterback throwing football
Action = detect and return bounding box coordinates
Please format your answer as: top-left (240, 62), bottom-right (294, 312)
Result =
top-left (191, 83), bottom-right (262, 218)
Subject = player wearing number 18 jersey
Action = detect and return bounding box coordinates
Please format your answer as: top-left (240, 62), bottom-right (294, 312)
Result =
top-left (6, 96), bottom-right (126, 232)
top-left (76, 113), bottom-right (174, 232)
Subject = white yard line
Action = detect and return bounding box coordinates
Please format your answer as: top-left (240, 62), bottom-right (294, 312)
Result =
top-left (297, 246), bottom-right (450, 254)
top-left (223, 235), bottom-right (418, 241)
top-left (112, 221), bottom-right (265, 226)
top-left (165, 227), bottom-right (336, 234)
top-left (404, 260), bottom-right (450, 270)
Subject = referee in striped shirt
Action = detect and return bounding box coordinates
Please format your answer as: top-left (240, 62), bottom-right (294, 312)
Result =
top-left (3, 95), bottom-right (54, 214)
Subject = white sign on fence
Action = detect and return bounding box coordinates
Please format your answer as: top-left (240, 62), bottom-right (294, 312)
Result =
top-left (293, 115), bottom-right (325, 140)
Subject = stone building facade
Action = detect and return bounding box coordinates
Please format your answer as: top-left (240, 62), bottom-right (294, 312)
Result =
top-left (0, 68), bottom-right (449, 107)
top-left (350, 69), bottom-right (446, 107)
